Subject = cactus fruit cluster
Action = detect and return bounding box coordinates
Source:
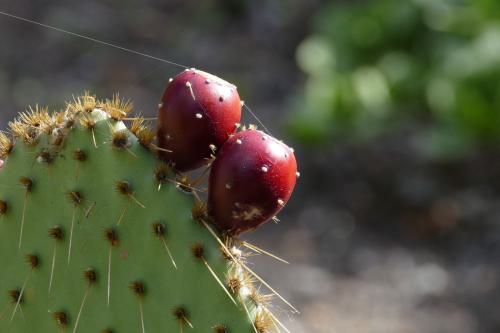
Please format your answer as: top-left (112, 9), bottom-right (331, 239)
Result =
top-left (0, 69), bottom-right (298, 332)
top-left (158, 69), bottom-right (298, 233)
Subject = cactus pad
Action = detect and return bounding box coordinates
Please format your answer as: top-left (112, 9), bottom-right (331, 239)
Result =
top-left (0, 95), bottom-right (285, 332)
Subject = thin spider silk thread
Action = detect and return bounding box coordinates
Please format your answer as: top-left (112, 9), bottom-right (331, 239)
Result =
top-left (0, 10), bottom-right (188, 69)
top-left (0, 9), bottom-right (272, 135)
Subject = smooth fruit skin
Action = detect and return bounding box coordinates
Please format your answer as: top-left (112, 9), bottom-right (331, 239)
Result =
top-left (208, 130), bottom-right (298, 234)
top-left (157, 69), bottom-right (242, 171)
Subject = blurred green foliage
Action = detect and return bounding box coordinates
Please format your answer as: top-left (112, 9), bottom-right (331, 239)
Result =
top-left (290, 0), bottom-right (500, 157)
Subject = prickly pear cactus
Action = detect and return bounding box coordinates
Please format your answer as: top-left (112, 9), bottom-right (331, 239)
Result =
top-left (0, 94), bottom-right (286, 332)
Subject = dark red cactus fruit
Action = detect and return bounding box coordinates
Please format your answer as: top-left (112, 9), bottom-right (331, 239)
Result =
top-left (157, 69), bottom-right (242, 171)
top-left (208, 129), bottom-right (298, 234)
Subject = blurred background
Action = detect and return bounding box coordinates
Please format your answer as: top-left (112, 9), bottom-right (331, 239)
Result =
top-left (1, 0), bottom-right (499, 332)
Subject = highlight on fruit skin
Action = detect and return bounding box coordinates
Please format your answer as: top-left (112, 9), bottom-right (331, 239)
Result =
top-left (157, 68), bottom-right (242, 171)
top-left (208, 129), bottom-right (298, 234)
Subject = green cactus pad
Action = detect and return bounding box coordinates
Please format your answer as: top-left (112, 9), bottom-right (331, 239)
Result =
top-left (0, 95), bottom-right (282, 333)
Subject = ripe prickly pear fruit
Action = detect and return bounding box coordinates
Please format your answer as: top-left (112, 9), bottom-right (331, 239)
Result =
top-left (157, 69), bottom-right (242, 171)
top-left (208, 129), bottom-right (298, 234)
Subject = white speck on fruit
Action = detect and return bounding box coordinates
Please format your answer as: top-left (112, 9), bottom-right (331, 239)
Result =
top-left (232, 204), bottom-right (263, 221)
top-left (205, 79), bottom-right (211, 84)
top-left (168, 77), bottom-right (173, 82)
top-left (225, 183), bottom-right (232, 189)
top-left (209, 144), bottom-right (216, 152)
top-left (296, 171), bottom-right (301, 178)
top-left (195, 113), bottom-right (203, 119)
top-left (184, 68), bottom-right (189, 72)
top-left (158, 103), bottom-right (163, 108)
top-left (190, 67), bottom-right (196, 71)
top-left (235, 123), bottom-right (241, 129)
top-left (185, 81), bottom-right (192, 88)
top-left (243, 207), bottom-right (262, 221)
top-left (290, 147), bottom-right (295, 153)
top-left (277, 199), bottom-right (285, 207)
top-left (261, 165), bottom-right (268, 172)
top-left (262, 136), bottom-right (267, 140)
top-left (236, 139), bottom-right (242, 145)
top-left (240, 100), bottom-right (245, 107)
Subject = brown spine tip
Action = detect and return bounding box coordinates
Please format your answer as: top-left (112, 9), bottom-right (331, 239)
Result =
top-left (52, 134), bottom-right (65, 147)
top-left (0, 200), bottom-right (8, 215)
top-left (37, 149), bottom-right (54, 164)
top-left (191, 202), bottom-right (207, 221)
top-left (9, 120), bottom-right (38, 144)
top-left (115, 180), bottom-right (132, 196)
top-left (25, 254), bottom-right (40, 269)
top-left (152, 222), bottom-right (166, 238)
top-left (67, 191), bottom-right (83, 206)
top-left (73, 96), bottom-right (90, 112)
top-left (103, 95), bottom-right (133, 120)
top-left (73, 149), bottom-right (87, 162)
top-left (84, 268), bottom-right (97, 285)
top-left (191, 243), bottom-right (205, 259)
top-left (19, 177), bottom-right (33, 192)
top-left (8, 289), bottom-right (22, 304)
top-left (155, 163), bottom-right (173, 185)
top-left (176, 175), bottom-right (192, 193)
top-left (227, 277), bottom-right (241, 294)
top-left (105, 227), bottom-right (119, 247)
top-left (19, 107), bottom-right (51, 129)
top-left (213, 324), bottom-right (228, 333)
top-left (64, 118), bottom-right (75, 129)
top-left (254, 310), bottom-right (273, 333)
top-left (101, 329), bottom-right (114, 333)
top-left (250, 290), bottom-right (272, 306)
top-left (80, 92), bottom-right (97, 113)
top-left (131, 118), bottom-right (155, 147)
top-left (173, 307), bottom-right (189, 321)
top-left (112, 130), bottom-right (129, 148)
top-left (129, 281), bottom-right (146, 297)
top-left (80, 115), bottom-right (96, 130)
top-left (52, 311), bottom-right (69, 328)
top-left (0, 132), bottom-right (13, 158)
top-left (48, 226), bottom-right (64, 241)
